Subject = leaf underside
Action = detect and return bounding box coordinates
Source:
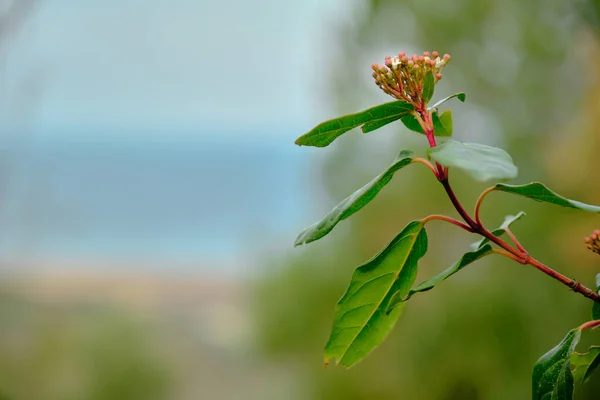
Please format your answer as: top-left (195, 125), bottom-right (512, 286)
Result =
top-left (295, 101), bottom-right (414, 147)
top-left (294, 150), bottom-right (414, 246)
top-left (571, 346), bottom-right (600, 385)
top-left (532, 328), bottom-right (581, 400)
top-left (324, 221), bottom-right (427, 368)
top-left (427, 139), bottom-right (518, 182)
top-left (428, 92), bottom-right (466, 111)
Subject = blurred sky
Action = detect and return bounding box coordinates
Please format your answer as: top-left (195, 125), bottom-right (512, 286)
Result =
top-left (5, 0), bottom-right (349, 135)
top-left (0, 0), bottom-right (354, 271)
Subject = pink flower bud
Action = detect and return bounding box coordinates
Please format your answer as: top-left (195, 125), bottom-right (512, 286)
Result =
top-left (423, 51), bottom-right (430, 57)
top-left (436, 73), bottom-right (442, 80)
top-left (399, 51), bottom-right (406, 58)
top-left (371, 63), bottom-right (379, 71)
top-left (432, 51), bottom-right (439, 58)
top-left (443, 54), bottom-right (451, 62)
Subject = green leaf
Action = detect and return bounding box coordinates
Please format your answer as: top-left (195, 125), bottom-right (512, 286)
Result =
top-left (593, 274), bottom-right (600, 320)
top-left (433, 109), bottom-right (453, 136)
top-left (295, 101), bottom-right (414, 147)
top-left (532, 328), bottom-right (581, 400)
top-left (423, 71), bottom-right (434, 103)
top-left (571, 346), bottom-right (600, 385)
top-left (294, 151), bottom-right (414, 246)
top-left (471, 212), bottom-right (526, 250)
top-left (428, 92), bottom-right (466, 111)
top-left (387, 244), bottom-right (493, 312)
top-left (400, 110), bottom-right (453, 137)
top-left (427, 139), bottom-right (518, 182)
top-left (324, 221), bottom-right (427, 368)
top-left (494, 182), bottom-right (600, 213)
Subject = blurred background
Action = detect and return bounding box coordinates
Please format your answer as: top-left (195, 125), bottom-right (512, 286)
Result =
top-left (1, 0), bottom-right (600, 398)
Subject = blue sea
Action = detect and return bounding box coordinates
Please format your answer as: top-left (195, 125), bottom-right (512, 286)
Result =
top-left (0, 130), bottom-right (315, 269)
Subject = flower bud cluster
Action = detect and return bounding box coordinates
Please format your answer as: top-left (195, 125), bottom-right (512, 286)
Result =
top-left (585, 229), bottom-right (600, 255)
top-left (371, 51), bottom-right (450, 105)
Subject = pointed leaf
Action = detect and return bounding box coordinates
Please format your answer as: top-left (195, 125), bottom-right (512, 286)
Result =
top-left (423, 71), bottom-right (435, 103)
top-left (471, 212), bottom-right (526, 250)
top-left (494, 182), bottom-right (600, 213)
top-left (532, 328), bottom-right (581, 400)
top-left (294, 151), bottom-right (414, 246)
top-left (400, 110), bottom-right (453, 137)
top-left (324, 221), bottom-right (427, 368)
top-left (387, 244), bottom-right (493, 312)
top-left (428, 92), bottom-right (466, 111)
top-left (295, 101), bottom-right (414, 147)
top-left (361, 114), bottom-right (403, 133)
top-left (427, 139), bottom-right (518, 182)
top-left (593, 274), bottom-right (600, 320)
top-left (571, 346), bottom-right (600, 385)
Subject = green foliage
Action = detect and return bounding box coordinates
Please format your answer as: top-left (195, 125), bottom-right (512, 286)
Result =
top-left (423, 71), bottom-right (435, 103)
top-left (400, 110), bottom-right (453, 136)
top-left (571, 346), bottom-right (600, 385)
top-left (494, 182), bottom-right (600, 212)
top-left (294, 150), bottom-right (414, 246)
top-left (427, 140), bottom-right (518, 181)
top-left (324, 221), bottom-right (427, 368)
top-left (532, 329), bottom-right (581, 400)
top-left (292, 46), bottom-right (600, 399)
top-left (387, 244), bottom-right (493, 310)
top-left (295, 101), bottom-right (413, 147)
top-left (593, 274), bottom-right (600, 320)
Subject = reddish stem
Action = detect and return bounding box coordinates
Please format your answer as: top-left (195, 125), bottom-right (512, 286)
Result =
top-left (579, 319), bottom-right (600, 331)
top-left (420, 214), bottom-right (474, 232)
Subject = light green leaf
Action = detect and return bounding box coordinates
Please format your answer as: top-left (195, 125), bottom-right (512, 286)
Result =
top-left (532, 328), bottom-right (581, 400)
top-left (471, 212), bottom-right (526, 250)
top-left (400, 110), bottom-right (453, 137)
top-left (571, 346), bottom-right (600, 385)
top-left (427, 139), bottom-right (518, 182)
top-left (494, 182), bottom-right (600, 213)
top-left (423, 71), bottom-right (434, 103)
top-left (387, 244), bottom-right (493, 312)
top-left (593, 274), bottom-right (600, 320)
top-left (428, 92), bottom-right (466, 111)
top-left (294, 151), bottom-right (414, 246)
top-left (324, 221), bottom-right (427, 368)
top-left (434, 110), bottom-right (453, 136)
top-left (295, 101), bottom-right (414, 147)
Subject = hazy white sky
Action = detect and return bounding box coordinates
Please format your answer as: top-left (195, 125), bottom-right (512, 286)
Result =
top-left (3, 0), bottom-right (349, 136)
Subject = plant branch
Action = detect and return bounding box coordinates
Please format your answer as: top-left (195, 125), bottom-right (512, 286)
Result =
top-left (504, 227), bottom-right (527, 253)
top-left (491, 248), bottom-right (523, 262)
top-left (525, 256), bottom-right (600, 302)
top-left (579, 319), bottom-right (600, 331)
top-left (412, 158), bottom-right (439, 179)
top-left (474, 186), bottom-right (495, 226)
top-left (420, 214), bottom-right (474, 232)
top-left (439, 175), bottom-right (600, 303)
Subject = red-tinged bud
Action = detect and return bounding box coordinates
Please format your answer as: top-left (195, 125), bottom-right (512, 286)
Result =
top-left (443, 54), bottom-right (451, 62)
top-left (413, 64), bottom-right (419, 70)
top-left (412, 54), bottom-right (418, 61)
top-left (401, 56), bottom-right (409, 63)
top-left (436, 73), bottom-right (442, 80)
top-left (585, 229), bottom-right (600, 255)
top-left (423, 51), bottom-right (430, 57)
top-left (432, 51), bottom-right (439, 58)
top-left (417, 55), bottom-right (425, 63)
top-left (399, 51), bottom-right (406, 58)
top-left (407, 59), bottom-right (414, 66)
top-left (371, 63), bottom-right (379, 71)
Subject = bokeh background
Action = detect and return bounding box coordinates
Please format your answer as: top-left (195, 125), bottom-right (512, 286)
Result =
top-left (1, 0), bottom-right (600, 399)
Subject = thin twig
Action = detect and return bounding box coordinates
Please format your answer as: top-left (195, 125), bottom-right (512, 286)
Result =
top-left (505, 227), bottom-right (527, 253)
top-left (474, 186), bottom-right (495, 226)
top-left (579, 319), bottom-right (600, 331)
top-left (412, 158), bottom-right (439, 178)
top-left (419, 214), bottom-right (474, 232)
